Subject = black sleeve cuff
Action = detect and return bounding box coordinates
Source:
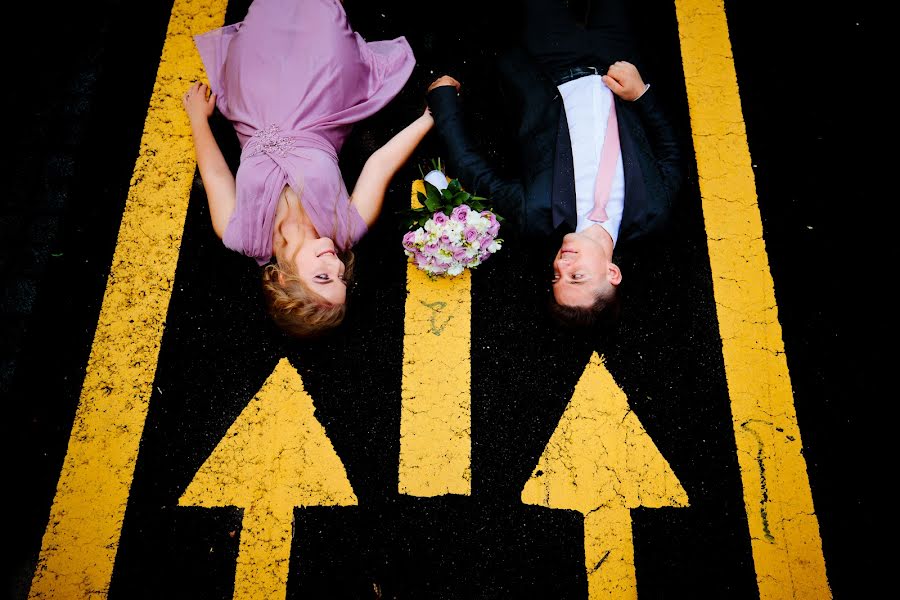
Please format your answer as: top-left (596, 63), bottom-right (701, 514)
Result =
top-left (631, 85), bottom-right (659, 113)
top-left (427, 86), bottom-right (461, 115)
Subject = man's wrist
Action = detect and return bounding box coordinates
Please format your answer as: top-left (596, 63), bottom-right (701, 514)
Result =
top-left (634, 83), bottom-right (651, 101)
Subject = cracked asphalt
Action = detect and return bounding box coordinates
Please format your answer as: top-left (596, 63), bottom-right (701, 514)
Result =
top-left (2, 0), bottom-right (888, 598)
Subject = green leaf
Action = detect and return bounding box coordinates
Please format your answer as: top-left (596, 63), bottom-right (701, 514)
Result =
top-left (418, 216), bottom-right (430, 227)
top-left (423, 180), bottom-right (442, 203)
top-left (451, 192), bottom-right (468, 206)
top-left (424, 196), bottom-right (440, 212)
top-left (416, 191), bottom-right (428, 205)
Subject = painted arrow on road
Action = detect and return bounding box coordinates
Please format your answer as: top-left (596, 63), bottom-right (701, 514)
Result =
top-left (522, 353), bottom-right (688, 598)
top-left (179, 358), bottom-right (357, 600)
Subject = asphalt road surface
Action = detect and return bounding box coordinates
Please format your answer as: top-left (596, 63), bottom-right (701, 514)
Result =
top-left (3, 0), bottom-right (888, 598)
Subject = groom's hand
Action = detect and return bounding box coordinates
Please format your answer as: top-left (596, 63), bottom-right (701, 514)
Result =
top-left (602, 61), bottom-right (649, 101)
top-left (428, 75), bottom-right (461, 93)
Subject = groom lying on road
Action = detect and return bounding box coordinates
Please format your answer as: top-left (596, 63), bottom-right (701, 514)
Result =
top-left (426, 0), bottom-right (685, 327)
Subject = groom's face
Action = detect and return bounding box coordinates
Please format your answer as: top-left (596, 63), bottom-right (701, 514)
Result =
top-left (551, 233), bottom-right (611, 308)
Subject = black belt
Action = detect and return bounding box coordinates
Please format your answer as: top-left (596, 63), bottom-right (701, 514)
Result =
top-left (551, 65), bottom-right (606, 87)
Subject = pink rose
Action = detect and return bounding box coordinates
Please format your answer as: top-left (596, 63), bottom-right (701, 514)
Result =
top-left (451, 205), bottom-right (470, 223)
top-left (464, 227), bottom-right (479, 243)
top-left (433, 211), bottom-right (449, 225)
top-left (481, 211), bottom-right (498, 226)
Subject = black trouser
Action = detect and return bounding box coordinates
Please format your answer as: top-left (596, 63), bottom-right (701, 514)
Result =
top-left (522, 0), bottom-right (640, 76)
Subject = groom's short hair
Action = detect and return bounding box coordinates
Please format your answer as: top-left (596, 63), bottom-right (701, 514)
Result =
top-left (548, 286), bottom-right (621, 329)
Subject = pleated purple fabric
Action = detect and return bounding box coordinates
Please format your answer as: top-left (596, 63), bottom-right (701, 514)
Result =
top-left (195, 0), bottom-right (415, 264)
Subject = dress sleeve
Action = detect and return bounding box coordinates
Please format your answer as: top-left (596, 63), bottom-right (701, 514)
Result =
top-left (193, 23), bottom-right (242, 115)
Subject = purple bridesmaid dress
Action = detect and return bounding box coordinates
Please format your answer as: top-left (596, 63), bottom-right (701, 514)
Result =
top-left (194, 0), bottom-right (415, 265)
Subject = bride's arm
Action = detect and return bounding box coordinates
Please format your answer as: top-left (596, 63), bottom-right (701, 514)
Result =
top-left (183, 82), bottom-right (235, 240)
top-left (351, 110), bottom-right (434, 227)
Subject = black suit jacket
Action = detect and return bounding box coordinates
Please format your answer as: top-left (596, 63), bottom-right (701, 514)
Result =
top-left (427, 47), bottom-right (684, 246)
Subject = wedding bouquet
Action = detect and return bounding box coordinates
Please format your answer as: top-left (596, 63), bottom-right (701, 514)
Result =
top-left (401, 162), bottom-right (503, 277)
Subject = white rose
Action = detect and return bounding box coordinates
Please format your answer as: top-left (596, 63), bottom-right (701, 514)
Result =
top-left (424, 219), bottom-right (436, 233)
top-left (447, 263), bottom-right (464, 276)
top-left (488, 241), bottom-right (501, 253)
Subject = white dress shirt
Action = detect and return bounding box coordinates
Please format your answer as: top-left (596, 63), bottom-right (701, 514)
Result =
top-left (557, 74), bottom-right (625, 246)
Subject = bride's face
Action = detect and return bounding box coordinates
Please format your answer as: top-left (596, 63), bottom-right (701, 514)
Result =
top-left (293, 236), bottom-right (347, 305)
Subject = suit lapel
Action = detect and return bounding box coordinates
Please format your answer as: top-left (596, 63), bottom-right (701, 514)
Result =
top-left (551, 106), bottom-right (577, 232)
top-left (615, 99), bottom-right (647, 243)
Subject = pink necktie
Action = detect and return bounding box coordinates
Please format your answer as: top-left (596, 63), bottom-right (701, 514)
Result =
top-left (588, 98), bottom-right (620, 222)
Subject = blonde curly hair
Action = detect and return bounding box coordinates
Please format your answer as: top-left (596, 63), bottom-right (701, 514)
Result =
top-left (261, 251), bottom-right (355, 339)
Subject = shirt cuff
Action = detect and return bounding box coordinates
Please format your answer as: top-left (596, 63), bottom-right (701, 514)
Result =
top-left (635, 83), bottom-right (651, 101)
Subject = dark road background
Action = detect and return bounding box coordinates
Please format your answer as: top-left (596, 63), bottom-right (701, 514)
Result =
top-left (3, 0), bottom-right (889, 598)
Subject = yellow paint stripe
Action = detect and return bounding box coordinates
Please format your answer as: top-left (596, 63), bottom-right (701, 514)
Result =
top-left (398, 181), bottom-right (471, 497)
top-left (28, 1), bottom-right (228, 597)
top-left (674, 1), bottom-right (830, 597)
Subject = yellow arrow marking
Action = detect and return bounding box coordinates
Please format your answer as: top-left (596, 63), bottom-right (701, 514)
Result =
top-left (674, 1), bottom-right (831, 597)
top-left (398, 180), bottom-right (472, 497)
top-left (522, 353), bottom-right (688, 599)
top-left (28, 1), bottom-right (227, 598)
top-left (180, 358), bottom-right (357, 600)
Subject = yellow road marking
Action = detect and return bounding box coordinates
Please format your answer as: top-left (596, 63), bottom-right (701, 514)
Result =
top-left (27, 1), bottom-right (228, 598)
top-left (398, 180), bottom-right (472, 497)
top-left (674, 1), bottom-right (831, 597)
top-left (180, 358), bottom-right (358, 600)
top-left (522, 353), bottom-right (688, 599)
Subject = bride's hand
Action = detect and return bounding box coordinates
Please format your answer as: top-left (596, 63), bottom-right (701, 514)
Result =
top-left (182, 81), bottom-right (216, 122)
